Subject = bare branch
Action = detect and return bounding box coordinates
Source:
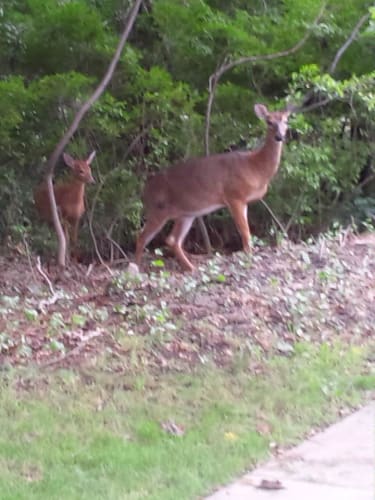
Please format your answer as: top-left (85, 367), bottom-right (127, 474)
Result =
top-left (329, 13), bottom-right (370, 75)
top-left (44, 0), bottom-right (143, 267)
top-left (290, 11), bottom-right (371, 113)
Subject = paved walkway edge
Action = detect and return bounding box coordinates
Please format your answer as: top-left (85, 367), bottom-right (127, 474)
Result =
top-left (206, 403), bottom-right (374, 500)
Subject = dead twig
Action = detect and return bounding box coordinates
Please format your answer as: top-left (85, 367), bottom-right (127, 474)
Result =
top-left (260, 199), bottom-right (288, 237)
top-left (85, 262), bottom-right (95, 277)
top-left (35, 256), bottom-right (65, 313)
top-left (105, 233), bottom-right (129, 263)
top-left (36, 256), bottom-right (55, 296)
top-left (41, 329), bottom-right (104, 368)
top-left (37, 292), bottom-right (64, 315)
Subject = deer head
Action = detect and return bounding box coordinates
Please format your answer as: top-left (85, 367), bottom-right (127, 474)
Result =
top-left (254, 104), bottom-right (291, 142)
top-left (63, 151), bottom-right (96, 184)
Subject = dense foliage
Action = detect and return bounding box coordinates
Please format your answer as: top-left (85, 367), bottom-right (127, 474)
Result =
top-left (0, 0), bottom-right (374, 257)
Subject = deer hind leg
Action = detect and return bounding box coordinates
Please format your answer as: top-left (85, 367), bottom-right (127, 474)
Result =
top-left (135, 215), bottom-right (168, 268)
top-left (166, 216), bottom-right (195, 271)
top-left (227, 200), bottom-right (251, 252)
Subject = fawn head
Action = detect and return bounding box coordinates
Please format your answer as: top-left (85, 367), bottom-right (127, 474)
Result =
top-left (63, 151), bottom-right (96, 184)
top-left (254, 104), bottom-right (290, 142)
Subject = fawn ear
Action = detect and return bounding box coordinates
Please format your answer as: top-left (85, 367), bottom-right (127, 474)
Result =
top-left (87, 151), bottom-right (96, 165)
top-left (63, 153), bottom-right (75, 169)
top-left (254, 104), bottom-right (269, 120)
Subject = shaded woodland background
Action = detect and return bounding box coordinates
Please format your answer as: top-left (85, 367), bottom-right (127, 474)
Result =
top-left (0, 0), bottom-right (374, 260)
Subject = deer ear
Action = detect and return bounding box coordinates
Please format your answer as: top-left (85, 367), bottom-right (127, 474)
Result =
top-left (87, 151), bottom-right (96, 165)
top-left (63, 153), bottom-right (75, 169)
top-left (254, 104), bottom-right (269, 120)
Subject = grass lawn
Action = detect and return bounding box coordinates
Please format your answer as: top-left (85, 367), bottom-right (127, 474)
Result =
top-left (0, 236), bottom-right (374, 498)
top-left (0, 342), bottom-right (373, 500)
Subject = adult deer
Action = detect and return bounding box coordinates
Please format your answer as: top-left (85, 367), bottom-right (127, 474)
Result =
top-left (135, 104), bottom-right (291, 271)
top-left (34, 151), bottom-right (95, 258)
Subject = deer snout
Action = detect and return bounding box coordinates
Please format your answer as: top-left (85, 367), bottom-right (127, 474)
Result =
top-left (274, 121), bottom-right (288, 142)
top-left (88, 174), bottom-right (96, 184)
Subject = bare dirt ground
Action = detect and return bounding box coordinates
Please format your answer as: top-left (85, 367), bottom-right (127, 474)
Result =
top-left (0, 233), bottom-right (374, 371)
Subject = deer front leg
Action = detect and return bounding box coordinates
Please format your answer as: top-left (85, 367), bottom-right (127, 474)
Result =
top-left (227, 200), bottom-right (251, 252)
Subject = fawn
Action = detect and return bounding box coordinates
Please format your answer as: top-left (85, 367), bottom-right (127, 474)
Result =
top-left (34, 151), bottom-right (95, 258)
top-left (135, 103), bottom-right (291, 271)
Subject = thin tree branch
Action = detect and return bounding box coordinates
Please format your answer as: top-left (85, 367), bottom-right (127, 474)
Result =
top-left (44, 0), bottom-right (143, 267)
top-left (290, 11), bottom-right (371, 113)
top-left (329, 13), bottom-right (370, 75)
top-left (260, 200), bottom-right (287, 236)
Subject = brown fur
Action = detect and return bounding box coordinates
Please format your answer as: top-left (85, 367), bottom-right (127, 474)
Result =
top-left (135, 104), bottom-right (290, 271)
top-left (34, 152), bottom-right (95, 256)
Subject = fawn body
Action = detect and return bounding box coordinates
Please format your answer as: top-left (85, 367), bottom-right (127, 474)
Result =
top-left (34, 151), bottom-right (95, 256)
top-left (135, 104), bottom-right (290, 271)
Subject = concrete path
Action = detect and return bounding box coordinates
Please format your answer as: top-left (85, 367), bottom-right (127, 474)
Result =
top-left (206, 403), bottom-right (374, 500)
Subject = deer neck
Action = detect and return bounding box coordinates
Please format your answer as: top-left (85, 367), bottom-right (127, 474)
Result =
top-left (69, 178), bottom-right (86, 198)
top-left (254, 128), bottom-right (284, 178)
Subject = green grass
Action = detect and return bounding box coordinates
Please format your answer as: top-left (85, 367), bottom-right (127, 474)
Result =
top-left (0, 342), bottom-right (373, 500)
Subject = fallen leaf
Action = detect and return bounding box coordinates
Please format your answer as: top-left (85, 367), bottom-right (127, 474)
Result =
top-left (224, 431), bottom-right (239, 441)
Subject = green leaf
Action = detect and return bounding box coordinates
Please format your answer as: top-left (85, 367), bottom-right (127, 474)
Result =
top-left (71, 314), bottom-right (87, 327)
